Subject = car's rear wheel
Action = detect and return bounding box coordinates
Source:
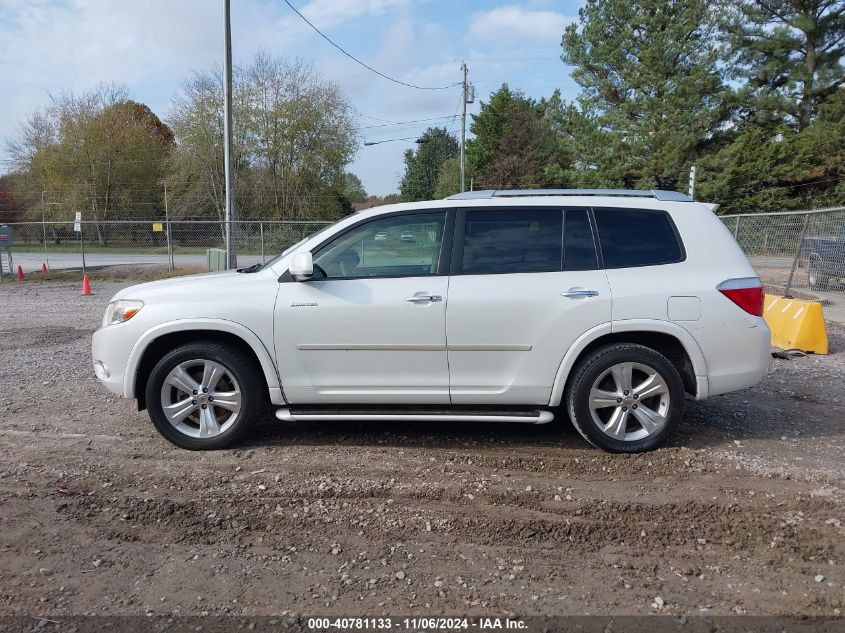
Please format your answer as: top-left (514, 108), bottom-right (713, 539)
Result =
top-left (565, 343), bottom-right (685, 453)
top-left (807, 258), bottom-right (829, 290)
top-left (146, 341), bottom-right (264, 450)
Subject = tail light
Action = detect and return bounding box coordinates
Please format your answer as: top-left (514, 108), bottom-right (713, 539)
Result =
top-left (717, 278), bottom-right (765, 316)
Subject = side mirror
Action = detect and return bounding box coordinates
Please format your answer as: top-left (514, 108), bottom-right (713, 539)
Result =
top-left (289, 251), bottom-right (313, 281)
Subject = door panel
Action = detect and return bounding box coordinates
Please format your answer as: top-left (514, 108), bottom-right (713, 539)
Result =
top-left (273, 210), bottom-right (451, 404)
top-left (446, 271), bottom-right (611, 404)
top-left (275, 277), bottom-right (450, 403)
top-left (446, 207), bottom-right (611, 405)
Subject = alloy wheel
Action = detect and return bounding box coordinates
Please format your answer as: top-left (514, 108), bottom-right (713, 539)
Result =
top-left (588, 361), bottom-right (671, 442)
top-left (159, 359), bottom-right (242, 438)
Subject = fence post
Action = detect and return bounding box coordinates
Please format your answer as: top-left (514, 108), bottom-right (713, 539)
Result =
top-left (784, 214), bottom-right (810, 299)
top-left (260, 221), bottom-right (265, 264)
top-left (80, 222), bottom-right (87, 276)
top-left (164, 184), bottom-right (174, 272)
top-left (166, 220), bottom-right (174, 272)
top-left (734, 216), bottom-right (740, 238)
top-left (42, 215), bottom-right (50, 268)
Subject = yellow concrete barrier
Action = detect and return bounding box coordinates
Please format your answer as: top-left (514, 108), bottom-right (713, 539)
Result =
top-left (763, 294), bottom-right (829, 355)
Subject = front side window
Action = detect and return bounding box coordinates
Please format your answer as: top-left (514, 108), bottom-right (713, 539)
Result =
top-left (460, 209), bottom-right (563, 274)
top-left (312, 212), bottom-right (446, 279)
top-left (593, 207), bottom-right (684, 268)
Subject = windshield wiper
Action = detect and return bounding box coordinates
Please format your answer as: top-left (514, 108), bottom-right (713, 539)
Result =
top-left (237, 263), bottom-right (262, 273)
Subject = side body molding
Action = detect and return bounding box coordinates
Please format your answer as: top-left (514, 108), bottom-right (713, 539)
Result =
top-left (547, 319), bottom-right (710, 407)
top-left (123, 318), bottom-right (285, 405)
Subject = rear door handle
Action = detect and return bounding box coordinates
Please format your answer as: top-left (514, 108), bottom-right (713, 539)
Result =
top-left (561, 288), bottom-right (599, 298)
top-left (406, 294), bottom-right (443, 303)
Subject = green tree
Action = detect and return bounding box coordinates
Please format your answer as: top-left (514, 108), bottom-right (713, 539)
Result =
top-left (561, 0), bottom-right (732, 190)
top-left (723, 0), bottom-right (845, 131)
top-left (343, 172), bottom-right (367, 203)
top-left (467, 85), bottom-right (572, 189)
top-left (698, 88), bottom-right (845, 212)
top-left (399, 127), bottom-right (459, 201)
top-left (6, 84), bottom-right (174, 243)
top-left (433, 157), bottom-right (461, 198)
top-left (166, 51), bottom-right (358, 221)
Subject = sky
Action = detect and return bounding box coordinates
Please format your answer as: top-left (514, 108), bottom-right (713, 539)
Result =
top-left (0, 0), bottom-right (583, 196)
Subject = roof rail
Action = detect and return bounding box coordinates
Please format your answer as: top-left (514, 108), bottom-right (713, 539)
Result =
top-left (445, 188), bottom-right (693, 202)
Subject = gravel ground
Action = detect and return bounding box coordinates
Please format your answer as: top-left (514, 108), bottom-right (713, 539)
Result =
top-left (0, 281), bottom-right (843, 620)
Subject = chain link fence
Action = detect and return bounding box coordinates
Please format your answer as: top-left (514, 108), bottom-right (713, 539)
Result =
top-left (720, 206), bottom-right (845, 325)
top-left (0, 219), bottom-right (332, 280)
top-left (2, 210), bottom-right (844, 325)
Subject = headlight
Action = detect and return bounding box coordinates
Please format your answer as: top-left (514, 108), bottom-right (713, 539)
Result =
top-left (103, 300), bottom-right (144, 327)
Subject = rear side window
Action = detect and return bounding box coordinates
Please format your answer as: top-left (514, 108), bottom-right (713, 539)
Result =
top-left (593, 208), bottom-right (684, 268)
top-left (564, 208), bottom-right (598, 271)
top-left (460, 209), bottom-right (562, 274)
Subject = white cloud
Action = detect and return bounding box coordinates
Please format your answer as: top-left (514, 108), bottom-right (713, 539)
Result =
top-left (299, 0), bottom-right (407, 30)
top-left (0, 0), bottom-right (574, 195)
top-left (339, 16), bottom-right (464, 195)
top-left (467, 4), bottom-right (574, 45)
top-left (0, 0), bottom-right (408, 116)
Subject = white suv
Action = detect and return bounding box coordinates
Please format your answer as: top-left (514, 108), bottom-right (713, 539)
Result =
top-left (92, 189), bottom-right (770, 453)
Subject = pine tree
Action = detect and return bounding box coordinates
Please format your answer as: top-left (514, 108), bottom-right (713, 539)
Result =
top-left (724, 0), bottom-right (845, 131)
top-left (466, 85), bottom-right (570, 190)
top-left (561, 0), bottom-right (732, 190)
top-left (399, 128), bottom-right (459, 201)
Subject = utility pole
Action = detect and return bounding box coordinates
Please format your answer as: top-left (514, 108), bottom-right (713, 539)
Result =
top-left (688, 165), bottom-right (697, 200)
top-left (460, 61), bottom-right (467, 193)
top-left (222, 0), bottom-right (237, 269)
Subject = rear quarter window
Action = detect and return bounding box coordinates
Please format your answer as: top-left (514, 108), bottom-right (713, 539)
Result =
top-left (593, 207), bottom-right (685, 268)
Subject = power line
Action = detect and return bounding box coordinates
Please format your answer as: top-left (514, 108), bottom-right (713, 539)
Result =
top-left (358, 115), bottom-right (457, 130)
top-left (335, 56), bottom-right (564, 82)
top-left (363, 136), bottom-right (424, 146)
top-left (281, 0), bottom-right (460, 91)
top-left (445, 90), bottom-right (465, 141)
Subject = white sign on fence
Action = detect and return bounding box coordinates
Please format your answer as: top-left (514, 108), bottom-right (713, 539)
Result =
top-left (74, 212), bottom-right (81, 233)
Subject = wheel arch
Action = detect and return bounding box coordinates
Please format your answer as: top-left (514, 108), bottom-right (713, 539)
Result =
top-left (806, 252), bottom-right (824, 268)
top-left (126, 319), bottom-right (283, 410)
top-left (548, 320), bottom-right (708, 407)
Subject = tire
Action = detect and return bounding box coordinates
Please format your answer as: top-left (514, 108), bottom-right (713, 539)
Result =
top-left (807, 258), bottom-right (829, 291)
top-left (565, 343), bottom-right (685, 453)
top-left (145, 341), bottom-right (264, 450)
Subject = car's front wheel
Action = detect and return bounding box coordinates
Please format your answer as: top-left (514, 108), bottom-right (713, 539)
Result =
top-left (565, 343), bottom-right (685, 453)
top-left (146, 341), bottom-right (264, 450)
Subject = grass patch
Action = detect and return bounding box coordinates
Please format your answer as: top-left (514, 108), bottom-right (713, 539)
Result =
top-left (13, 245), bottom-right (265, 256)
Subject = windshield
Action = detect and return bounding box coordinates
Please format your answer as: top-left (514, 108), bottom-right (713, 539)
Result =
top-left (258, 219), bottom-right (344, 271)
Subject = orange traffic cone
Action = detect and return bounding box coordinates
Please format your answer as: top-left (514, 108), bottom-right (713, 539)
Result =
top-left (41, 262), bottom-right (48, 273)
top-left (81, 274), bottom-right (92, 296)
top-left (16, 265), bottom-right (23, 281)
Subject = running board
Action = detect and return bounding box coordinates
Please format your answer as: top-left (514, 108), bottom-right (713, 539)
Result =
top-left (275, 408), bottom-right (554, 425)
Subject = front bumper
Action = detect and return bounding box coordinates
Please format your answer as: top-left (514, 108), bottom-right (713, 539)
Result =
top-left (91, 325), bottom-right (132, 398)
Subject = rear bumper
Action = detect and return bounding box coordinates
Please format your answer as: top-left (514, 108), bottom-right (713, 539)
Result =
top-left (694, 318), bottom-right (770, 398)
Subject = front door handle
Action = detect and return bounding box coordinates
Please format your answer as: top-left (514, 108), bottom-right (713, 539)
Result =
top-left (561, 288), bottom-right (599, 298)
top-left (406, 294), bottom-right (443, 303)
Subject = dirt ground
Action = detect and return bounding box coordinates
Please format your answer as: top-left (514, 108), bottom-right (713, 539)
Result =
top-left (0, 281), bottom-right (843, 622)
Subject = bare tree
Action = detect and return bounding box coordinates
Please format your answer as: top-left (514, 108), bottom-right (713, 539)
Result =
top-left (166, 51), bottom-right (358, 221)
